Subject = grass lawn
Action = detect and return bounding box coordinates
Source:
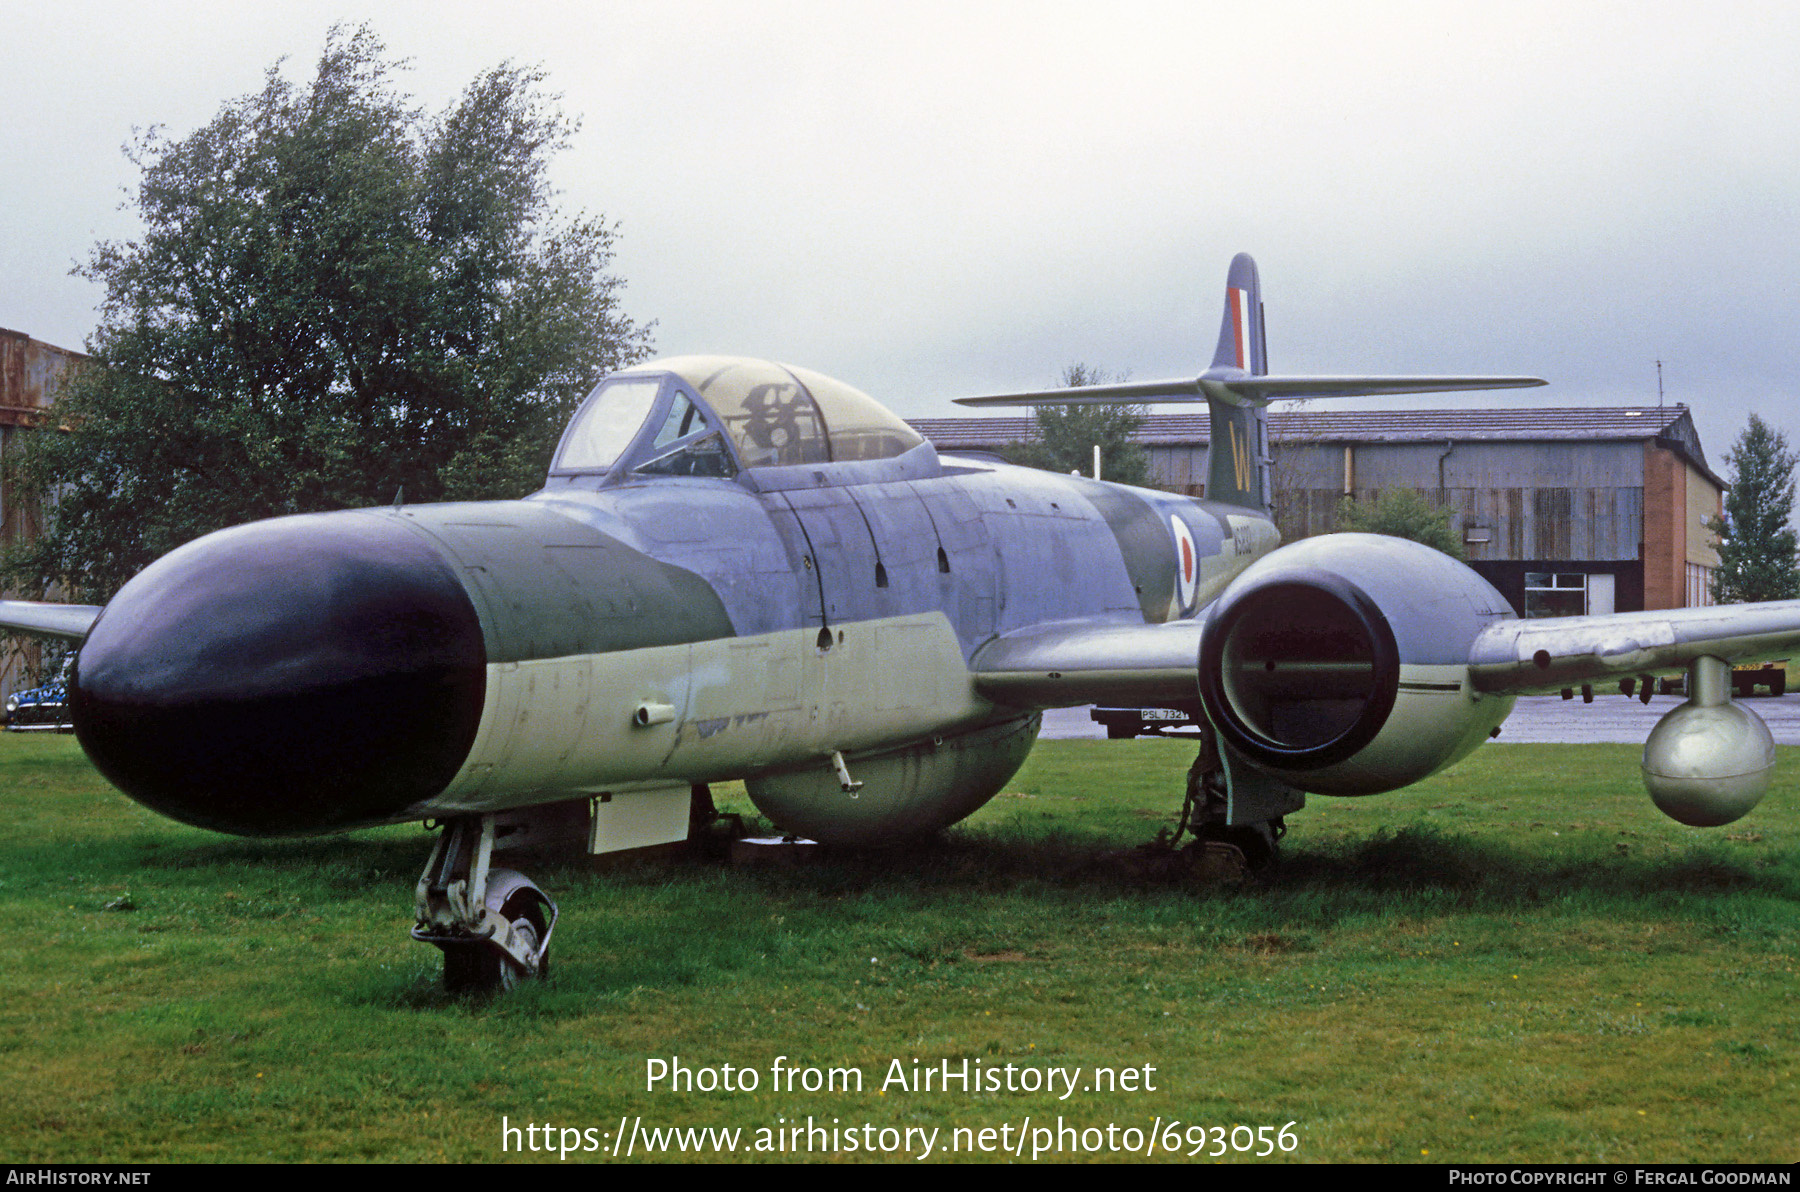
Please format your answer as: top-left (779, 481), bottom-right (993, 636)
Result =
top-left (0, 733), bottom-right (1793, 1163)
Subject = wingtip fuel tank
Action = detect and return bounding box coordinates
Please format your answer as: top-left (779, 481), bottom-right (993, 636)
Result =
top-left (1640, 658), bottom-right (1774, 827)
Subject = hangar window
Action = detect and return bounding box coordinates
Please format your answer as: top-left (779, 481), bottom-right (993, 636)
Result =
top-left (1524, 572), bottom-right (1586, 618)
top-left (1686, 563), bottom-right (1716, 608)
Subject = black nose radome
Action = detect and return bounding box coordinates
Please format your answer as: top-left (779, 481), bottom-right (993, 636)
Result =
top-left (72, 511), bottom-right (486, 835)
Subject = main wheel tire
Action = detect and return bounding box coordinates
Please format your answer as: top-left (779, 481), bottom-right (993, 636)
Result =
top-left (1193, 823), bottom-right (1279, 874)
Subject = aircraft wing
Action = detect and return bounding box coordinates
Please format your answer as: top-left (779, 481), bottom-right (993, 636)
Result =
top-left (1468, 600), bottom-right (1800, 695)
top-left (0, 600), bottom-right (103, 642)
top-left (969, 598), bottom-right (1800, 710)
top-left (953, 373), bottom-right (1546, 407)
top-left (969, 618), bottom-right (1204, 708)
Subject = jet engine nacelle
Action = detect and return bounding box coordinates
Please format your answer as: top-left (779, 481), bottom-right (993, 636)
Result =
top-left (1197, 534), bottom-right (1515, 796)
top-left (746, 714), bottom-right (1040, 846)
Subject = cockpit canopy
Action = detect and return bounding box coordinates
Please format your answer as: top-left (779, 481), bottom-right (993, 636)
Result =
top-left (552, 356), bottom-right (925, 479)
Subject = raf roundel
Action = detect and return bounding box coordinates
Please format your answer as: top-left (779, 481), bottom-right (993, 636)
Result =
top-left (1171, 514), bottom-right (1199, 614)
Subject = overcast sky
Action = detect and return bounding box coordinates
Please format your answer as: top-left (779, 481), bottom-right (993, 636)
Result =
top-left (3, 1), bottom-right (1796, 467)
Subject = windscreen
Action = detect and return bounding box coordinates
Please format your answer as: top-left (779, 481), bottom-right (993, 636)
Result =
top-left (557, 377), bottom-right (663, 471)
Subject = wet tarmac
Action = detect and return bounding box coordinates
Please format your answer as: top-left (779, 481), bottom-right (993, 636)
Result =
top-left (1485, 691), bottom-right (1800, 745)
top-left (1038, 693), bottom-right (1800, 746)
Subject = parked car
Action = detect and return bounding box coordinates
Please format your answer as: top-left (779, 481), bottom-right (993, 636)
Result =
top-left (5, 657), bottom-right (73, 732)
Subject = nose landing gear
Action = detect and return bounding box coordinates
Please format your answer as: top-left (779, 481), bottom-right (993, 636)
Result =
top-left (412, 815), bottom-right (557, 995)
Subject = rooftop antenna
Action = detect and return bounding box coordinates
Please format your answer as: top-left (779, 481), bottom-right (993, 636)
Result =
top-left (1656, 360), bottom-right (1664, 414)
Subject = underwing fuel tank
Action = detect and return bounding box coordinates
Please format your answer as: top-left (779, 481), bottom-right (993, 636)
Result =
top-left (1640, 657), bottom-right (1774, 827)
top-left (1196, 534), bottom-right (1517, 795)
top-left (745, 714), bottom-right (1040, 846)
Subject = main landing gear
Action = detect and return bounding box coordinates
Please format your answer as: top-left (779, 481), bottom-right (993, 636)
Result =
top-left (1175, 729), bottom-right (1285, 877)
top-left (413, 815), bottom-right (557, 995)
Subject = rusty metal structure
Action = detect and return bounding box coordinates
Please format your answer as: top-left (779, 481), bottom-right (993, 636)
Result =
top-left (909, 405), bottom-right (1724, 618)
top-left (0, 329), bottom-right (85, 695)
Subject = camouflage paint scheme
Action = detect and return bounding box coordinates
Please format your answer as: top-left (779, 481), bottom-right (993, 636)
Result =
top-left (13, 254), bottom-right (1800, 854)
top-left (394, 400), bottom-right (1273, 845)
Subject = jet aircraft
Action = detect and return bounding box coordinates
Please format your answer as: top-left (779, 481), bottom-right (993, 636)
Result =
top-left (4, 254), bottom-right (1797, 994)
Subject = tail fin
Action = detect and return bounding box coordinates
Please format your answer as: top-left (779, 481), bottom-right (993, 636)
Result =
top-left (1206, 253), bottom-right (1271, 512)
top-left (949, 252), bottom-right (1546, 517)
top-left (1211, 252), bottom-right (1267, 376)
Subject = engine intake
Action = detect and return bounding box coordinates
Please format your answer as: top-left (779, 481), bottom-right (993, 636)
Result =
top-left (1200, 571), bottom-right (1399, 769)
top-left (1198, 534), bottom-right (1516, 796)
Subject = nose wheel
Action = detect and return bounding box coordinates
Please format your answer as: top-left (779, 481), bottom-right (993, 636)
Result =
top-left (413, 815), bottom-right (557, 995)
top-left (441, 896), bottom-right (550, 994)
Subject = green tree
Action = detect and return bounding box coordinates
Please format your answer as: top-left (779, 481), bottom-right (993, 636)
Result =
top-left (1708, 413), bottom-right (1799, 603)
top-left (8, 25), bottom-right (651, 602)
top-left (1336, 486), bottom-right (1466, 560)
top-left (1003, 363), bottom-right (1150, 487)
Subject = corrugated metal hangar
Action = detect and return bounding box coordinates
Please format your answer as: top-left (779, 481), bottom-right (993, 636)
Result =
top-left (908, 405), bottom-right (1723, 619)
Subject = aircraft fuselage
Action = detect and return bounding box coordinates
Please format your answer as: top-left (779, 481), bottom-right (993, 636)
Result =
top-left (69, 445), bottom-right (1276, 843)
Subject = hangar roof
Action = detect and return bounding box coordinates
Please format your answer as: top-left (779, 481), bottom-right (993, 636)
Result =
top-left (909, 405), bottom-right (1722, 487)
